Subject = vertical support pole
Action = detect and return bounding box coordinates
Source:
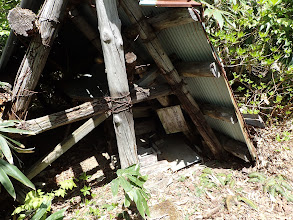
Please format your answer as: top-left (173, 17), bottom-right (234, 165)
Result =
top-left (95, 0), bottom-right (139, 168)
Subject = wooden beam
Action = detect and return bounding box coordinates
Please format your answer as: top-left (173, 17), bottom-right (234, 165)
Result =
top-left (176, 61), bottom-right (221, 78)
top-left (17, 84), bottom-right (171, 135)
top-left (10, 0), bottom-right (69, 119)
top-left (124, 8), bottom-right (195, 40)
top-left (200, 103), bottom-right (237, 124)
top-left (69, 8), bottom-right (102, 53)
top-left (26, 113), bottom-right (110, 180)
top-left (216, 132), bottom-right (251, 162)
top-left (121, 0), bottom-right (224, 159)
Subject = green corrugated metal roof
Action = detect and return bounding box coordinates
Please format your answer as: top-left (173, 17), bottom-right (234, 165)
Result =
top-left (119, 6), bottom-right (257, 161)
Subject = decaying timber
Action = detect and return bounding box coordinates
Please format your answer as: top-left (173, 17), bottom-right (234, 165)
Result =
top-left (8, 7), bottom-right (37, 37)
top-left (10, 0), bottom-right (69, 119)
top-left (17, 84), bottom-right (171, 135)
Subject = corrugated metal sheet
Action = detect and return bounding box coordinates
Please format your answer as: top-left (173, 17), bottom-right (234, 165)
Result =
top-left (118, 5), bottom-right (256, 159)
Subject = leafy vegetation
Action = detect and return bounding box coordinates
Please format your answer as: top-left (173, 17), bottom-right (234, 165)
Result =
top-left (248, 172), bottom-right (293, 202)
top-left (111, 164), bottom-right (150, 219)
top-left (0, 0), bottom-right (19, 56)
top-left (12, 178), bottom-right (76, 219)
top-left (0, 119), bottom-right (35, 199)
top-left (200, 0), bottom-right (293, 122)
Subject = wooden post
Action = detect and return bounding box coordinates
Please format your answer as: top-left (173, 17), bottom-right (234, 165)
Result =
top-left (95, 0), bottom-right (138, 168)
top-left (9, 0), bottom-right (68, 119)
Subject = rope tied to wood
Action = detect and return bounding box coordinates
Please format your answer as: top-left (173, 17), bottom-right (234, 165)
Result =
top-left (104, 92), bottom-right (132, 114)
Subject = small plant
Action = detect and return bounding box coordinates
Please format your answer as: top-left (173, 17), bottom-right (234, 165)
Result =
top-left (80, 185), bottom-right (91, 197)
top-left (275, 131), bottom-right (291, 142)
top-left (111, 164), bottom-right (150, 219)
top-left (12, 178), bottom-right (77, 219)
top-left (248, 172), bottom-right (293, 202)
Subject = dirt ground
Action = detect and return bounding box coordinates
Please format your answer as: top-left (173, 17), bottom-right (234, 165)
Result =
top-left (3, 122), bottom-right (293, 220)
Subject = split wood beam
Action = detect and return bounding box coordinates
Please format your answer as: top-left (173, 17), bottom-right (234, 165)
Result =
top-left (9, 0), bottom-right (69, 119)
top-left (215, 132), bottom-right (251, 162)
top-left (26, 113), bottom-right (110, 180)
top-left (121, 0), bottom-right (224, 159)
top-left (17, 84), bottom-right (171, 135)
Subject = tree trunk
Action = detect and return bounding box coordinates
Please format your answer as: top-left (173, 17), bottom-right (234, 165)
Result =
top-left (95, 0), bottom-right (138, 168)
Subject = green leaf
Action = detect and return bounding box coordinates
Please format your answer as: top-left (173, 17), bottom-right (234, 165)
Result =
top-left (0, 159), bottom-right (35, 190)
top-left (31, 197), bottom-right (52, 220)
top-left (213, 10), bottom-right (224, 29)
top-left (126, 174), bottom-right (145, 188)
top-left (0, 135), bottom-right (13, 164)
top-left (0, 166), bottom-right (16, 199)
top-left (0, 120), bottom-right (19, 127)
top-left (45, 208), bottom-right (66, 220)
top-left (118, 176), bottom-right (132, 193)
top-left (111, 178), bottom-right (119, 196)
top-left (0, 127), bottom-right (35, 135)
top-left (124, 193), bottom-right (131, 208)
top-left (0, 133), bottom-right (26, 148)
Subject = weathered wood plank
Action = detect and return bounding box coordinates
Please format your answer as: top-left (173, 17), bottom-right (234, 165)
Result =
top-left (121, 0), bottom-right (224, 159)
top-left (216, 132), bottom-right (251, 162)
top-left (157, 105), bottom-right (189, 134)
top-left (176, 61), bottom-right (220, 78)
top-left (26, 113), bottom-right (110, 180)
top-left (200, 103), bottom-right (237, 124)
top-left (124, 8), bottom-right (195, 40)
top-left (18, 84), bottom-right (171, 135)
top-left (10, 0), bottom-right (69, 119)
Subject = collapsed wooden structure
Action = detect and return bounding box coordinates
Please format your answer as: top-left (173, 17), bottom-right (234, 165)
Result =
top-left (0, 0), bottom-right (257, 180)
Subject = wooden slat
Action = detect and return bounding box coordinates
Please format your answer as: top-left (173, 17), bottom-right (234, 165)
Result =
top-left (121, 0), bottom-right (224, 159)
top-left (26, 113), bottom-right (110, 180)
top-left (124, 8), bottom-right (195, 40)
